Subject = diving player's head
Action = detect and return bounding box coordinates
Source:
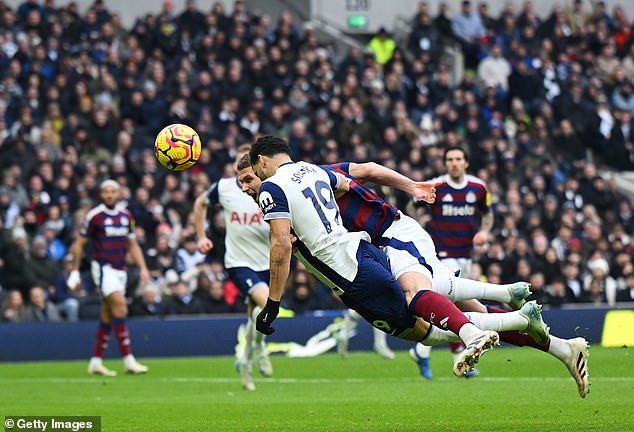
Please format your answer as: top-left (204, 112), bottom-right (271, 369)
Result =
top-left (249, 135), bottom-right (292, 180)
top-left (100, 179), bottom-right (120, 209)
top-left (443, 146), bottom-right (469, 182)
top-left (236, 153), bottom-right (261, 201)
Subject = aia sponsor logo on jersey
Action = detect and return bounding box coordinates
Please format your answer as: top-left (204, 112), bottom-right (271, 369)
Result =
top-left (230, 212), bottom-right (263, 225)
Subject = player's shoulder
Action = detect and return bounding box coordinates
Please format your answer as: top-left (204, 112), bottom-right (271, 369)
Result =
top-left (465, 174), bottom-right (488, 190)
top-left (85, 204), bottom-right (107, 222)
top-left (320, 162), bottom-right (350, 175)
top-left (429, 174), bottom-right (449, 183)
top-left (216, 176), bottom-right (236, 191)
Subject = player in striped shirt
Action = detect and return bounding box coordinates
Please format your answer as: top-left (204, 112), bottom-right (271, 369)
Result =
top-left (67, 180), bottom-right (150, 376)
top-left (427, 146), bottom-right (493, 277)
top-left (326, 156), bottom-right (588, 397)
top-left (422, 146), bottom-right (494, 378)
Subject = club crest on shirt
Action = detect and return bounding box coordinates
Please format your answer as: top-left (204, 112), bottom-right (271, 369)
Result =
top-left (120, 216), bottom-right (129, 226)
top-left (466, 192), bottom-right (477, 203)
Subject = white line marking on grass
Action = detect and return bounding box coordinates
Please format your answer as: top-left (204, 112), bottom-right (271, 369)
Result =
top-left (0, 376), bottom-right (632, 384)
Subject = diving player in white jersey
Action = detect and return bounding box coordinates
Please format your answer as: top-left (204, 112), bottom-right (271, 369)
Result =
top-left (239, 154), bottom-right (589, 397)
top-left (249, 135), bottom-right (501, 377)
top-left (193, 144), bottom-right (272, 391)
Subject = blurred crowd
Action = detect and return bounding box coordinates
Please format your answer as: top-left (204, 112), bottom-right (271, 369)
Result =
top-left (1, 0), bottom-right (633, 323)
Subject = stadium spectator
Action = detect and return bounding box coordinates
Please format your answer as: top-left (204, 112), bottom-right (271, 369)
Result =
top-left (1, 290), bottom-right (28, 322)
top-left (50, 253), bottom-right (82, 321)
top-left (23, 285), bottom-right (62, 322)
top-left (3, 227), bottom-right (31, 297)
top-left (25, 235), bottom-right (59, 292)
top-left (451, 0), bottom-right (486, 70)
top-left (367, 27), bottom-right (397, 66)
top-left (193, 272), bottom-right (235, 314)
top-left (162, 269), bottom-right (206, 315)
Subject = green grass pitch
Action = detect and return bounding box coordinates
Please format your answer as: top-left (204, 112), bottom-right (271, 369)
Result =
top-left (1, 346), bottom-right (632, 431)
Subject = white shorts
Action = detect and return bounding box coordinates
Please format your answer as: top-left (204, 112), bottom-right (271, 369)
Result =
top-left (91, 261), bottom-right (127, 297)
top-left (439, 257), bottom-right (473, 279)
top-left (380, 214), bottom-right (455, 281)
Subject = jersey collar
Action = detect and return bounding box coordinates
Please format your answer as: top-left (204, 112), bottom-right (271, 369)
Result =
top-left (447, 176), bottom-right (468, 189)
top-left (279, 161), bottom-right (296, 168)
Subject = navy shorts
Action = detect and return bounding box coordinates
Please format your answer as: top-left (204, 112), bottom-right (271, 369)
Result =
top-left (227, 267), bottom-right (270, 297)
top-left (339, 241), bottom-right (416, 338)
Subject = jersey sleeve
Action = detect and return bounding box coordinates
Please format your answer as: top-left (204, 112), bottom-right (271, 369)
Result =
top-left (80, 213), bottom-right (96, 238)
top-left (126, 210), bottom-right (136, 238)
top-left (325, 169), bottom-right (340, 190)
top-left (479, 184), bottom-right (492, 213)
top-left (259, 181), bottom-right (290, 221)
top-left (204, 182), bottom-right (220, 206)
top-left (320, 162), bottom-right (350, 175)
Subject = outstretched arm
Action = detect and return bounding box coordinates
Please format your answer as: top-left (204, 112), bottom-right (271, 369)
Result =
top-left (347, 162), bottom-right (439, 203)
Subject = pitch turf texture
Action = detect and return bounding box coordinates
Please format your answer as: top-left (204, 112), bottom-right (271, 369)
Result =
top-left (1, 346), bottom-right (632, 432)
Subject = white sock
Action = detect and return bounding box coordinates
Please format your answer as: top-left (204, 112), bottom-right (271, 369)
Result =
top-left (373, 327), bottom-right (388, 346)
top-left (420, 325), bottom-right (460, 346)
top-left (243, 316), bottom-right (255, 363)
top-left (251, 307), bottom-right (264, 347)
top-left (547, 336), bottom-right (572, 362)
top-left (343, 309), bottom-right (360, 336)
top-left (463, 311), bottom-right (529, 332)
top-left (458, 323), bottom-right (482, 344)
top-left (432, 276), bottom-right (512, 303)
top-left (415, 343), bottom-right (432, 358)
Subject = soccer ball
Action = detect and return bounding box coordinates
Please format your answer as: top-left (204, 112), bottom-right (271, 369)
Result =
top-left (154, 124), bottom-right (202, 171)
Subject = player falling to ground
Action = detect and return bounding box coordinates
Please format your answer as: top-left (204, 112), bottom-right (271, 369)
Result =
top-left (247, 135), bottom-right (501, 376)
top-left (239, 150), bottom-right (550, 374)
top-left (327, 160), bottom-right (589, 397)
top-left (239, 152), bottom-right (589, 396)
top-left (193, 144), bottom-right (273, 391)
top-left (67, 180), bottom-right (149, 376)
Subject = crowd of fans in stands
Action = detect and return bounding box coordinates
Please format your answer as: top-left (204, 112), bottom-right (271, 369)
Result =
top-left (1, 0), bottom-right (633, 323)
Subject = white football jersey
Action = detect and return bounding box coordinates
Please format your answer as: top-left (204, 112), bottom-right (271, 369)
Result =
top-left (206, 177), bottom-right (270, 271)
top-left (258, 161), bottom-right (369, 286)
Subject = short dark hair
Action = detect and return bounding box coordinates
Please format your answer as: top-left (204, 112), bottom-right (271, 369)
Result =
top-left (236, 153), bottom-right (251, 171)
top-left (443, 145), bottom-right (469, 163)
top-left (249, 135), bottom-right (292, 167)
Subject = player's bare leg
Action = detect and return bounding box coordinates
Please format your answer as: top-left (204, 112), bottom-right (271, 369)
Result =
top-left (108, 291), bottom-right (148, 374)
